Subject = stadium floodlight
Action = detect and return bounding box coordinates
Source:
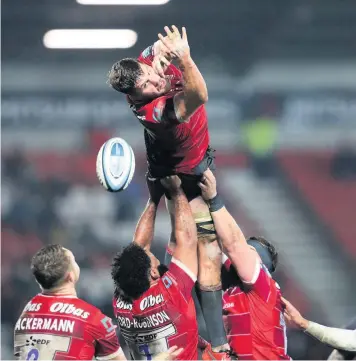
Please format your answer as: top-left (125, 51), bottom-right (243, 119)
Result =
top-left (76, 0), bottom-right (170, 5)
top-left (43, 29), bottom-right (137, 49)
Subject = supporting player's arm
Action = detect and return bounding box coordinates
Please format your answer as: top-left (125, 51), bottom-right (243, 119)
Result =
top-left (327, 317), bottom-right (356, 360)
top-left (133, 176), bottom-right (165, 251)
top-left (161, 176), bottom-right (198, 277)
top-left (199, 169), bottom-right (259, 283)
top-left (158, 26), bottom-right (208, 122)
top-left (282, 297), bottom-right (356, 352)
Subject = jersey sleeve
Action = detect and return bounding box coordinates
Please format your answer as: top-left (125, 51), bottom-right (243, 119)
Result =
top-left (249, 264), bottom-right (273, 302)
top-left (136, 95), bottom-right (180, 125)
top-left (167, 258), bottom-right (197, 301)
top-left (91, 314), bottom-right (122, 360)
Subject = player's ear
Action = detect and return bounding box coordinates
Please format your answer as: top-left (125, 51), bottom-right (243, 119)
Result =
top-left (150, 267), bottom-right (160, 280)
top-left (66, 271), bottom-right (75, 284)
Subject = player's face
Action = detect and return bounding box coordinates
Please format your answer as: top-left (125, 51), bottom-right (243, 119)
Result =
top-left (135, 64), bottom-right (170, 100)
top-left (64, 249), bottom-right (80, 284)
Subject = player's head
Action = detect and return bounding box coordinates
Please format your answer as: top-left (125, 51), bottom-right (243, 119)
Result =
top-left (111, 243), bottom-right (168, 301)
top-left (221, 236), bottom-right (278, 291)
top-left (108, 59), bottom-right (170, 100)
top-left (247, 236), bottom-right (278, 273)
top-left (31, 245), bottom-right (80, 291)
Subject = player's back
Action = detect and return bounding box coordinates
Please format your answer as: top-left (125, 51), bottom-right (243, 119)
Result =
top-left (14, 294), bottom-right (120, 360)
top-left (223, 265), bottom-right (290, 360)
top-left (113, 261), bottom-right (198, 360)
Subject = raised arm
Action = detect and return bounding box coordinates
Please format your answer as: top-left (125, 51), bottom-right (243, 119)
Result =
top-left (158, 26), bottom-right (208, 122)
top-left (133, 176), bottom-right (165, 251)
top-left (161, 176), bottom-right (198, 278)
top-left (199, 169), bottom-right (258, 283)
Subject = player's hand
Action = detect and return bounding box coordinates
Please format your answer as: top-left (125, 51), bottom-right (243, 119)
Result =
top-left (198, 168), bottom-right (217, 200)
top-left (146, 173), bottom-right (165, 205)
top-left (161, 175), bottom-right (182, 194)
top-left (152, 54), bottom-right (171, 78)
top-left (152, 37), bottom-right (172, 77)
top-left (153, 345), bottom-right (184, 360)
top-left (158, 25), bottom-right (190, 61)
top-left (281, 296), bottom-right (309, 330)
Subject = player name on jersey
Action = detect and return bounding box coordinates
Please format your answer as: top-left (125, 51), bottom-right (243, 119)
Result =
top-left (15, 317), bottom-right (74, 333)
top-left (15, 301), bottom-right (91, 334)
top-left (117, 311), bottom-right (170, 329)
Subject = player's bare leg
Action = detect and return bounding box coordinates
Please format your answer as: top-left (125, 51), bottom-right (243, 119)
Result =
top-left (166, 196), bottom-right (230, 355)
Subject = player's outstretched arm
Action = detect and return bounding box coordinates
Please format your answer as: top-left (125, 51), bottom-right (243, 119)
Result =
top-left (132, 175), bottom-right (165, 250)
top-left (199, 169), bottom-right (258, 283)
top-left (282, 297), bottom-right (356, 352)
top-left (158, 26), bottom-right (208, 122)
top-left (161, 176), bottom-right (198, 278)
top-left (327, 317), bottom-right (356, 360)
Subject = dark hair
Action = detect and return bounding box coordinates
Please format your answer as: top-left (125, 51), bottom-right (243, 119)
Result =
top-left (221, 236), bottom-right (278, 291)
top-left (107, 58), bottom-right (142, 95)
top-left (247, 236), bottom-right (278, 273)
top-left (111, 243), bottom-right (151, 300)
top-left (31, 245), bottom-right (71, 290)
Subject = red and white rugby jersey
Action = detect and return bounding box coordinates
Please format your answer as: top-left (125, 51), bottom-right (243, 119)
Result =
top-left (14, 294), bottom-right (121, 360)
top-left (222, 259), bottom-right (290, 360)
top-left (113, 258), bottom-right (198, 360)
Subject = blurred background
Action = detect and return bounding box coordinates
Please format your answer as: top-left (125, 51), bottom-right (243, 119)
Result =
top-left (2, 0), bottom-right (356, 359)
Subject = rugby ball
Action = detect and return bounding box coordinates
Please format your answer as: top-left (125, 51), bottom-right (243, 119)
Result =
top-left (96, 137), bottom-right (135, 192)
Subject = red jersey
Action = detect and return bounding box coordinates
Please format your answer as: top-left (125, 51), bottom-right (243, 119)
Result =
top-left (14, 294), bottom-right (121, 360)
top-left (113, 258), bottom-right (198, 360)
top-left (222, 260), bottom-right (290, 360)
top-left (128, 45), bottom-right (210, 176)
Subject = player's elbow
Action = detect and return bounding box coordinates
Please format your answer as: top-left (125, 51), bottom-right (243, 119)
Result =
top-left (196, 88), bottom-right (208, 105)
top-left (200, 91), bottom-right (208, 104)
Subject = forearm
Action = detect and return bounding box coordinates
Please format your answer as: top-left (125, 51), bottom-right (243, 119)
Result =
top-left (305, 321), bottom-right (356, 352)
top-left (132, 199), bottom-right (157, 250)
top-left (210, 207), bottom-right (246, 252)
top-left (177, 56), bottom-right (208, 104)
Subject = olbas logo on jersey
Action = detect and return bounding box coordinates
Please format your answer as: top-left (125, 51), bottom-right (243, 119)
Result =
top-left (140, 294), bottom-right (164, 311)
top-left (50, 303), bottom-right (90, 319)
top-left (116, 298), bottom-right (133, 311)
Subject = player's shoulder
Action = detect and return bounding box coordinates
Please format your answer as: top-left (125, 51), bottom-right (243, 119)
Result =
top-left (249, 264), bottom-right (280, 303)
top-left (71, 297), bottom-right (107, 321)
top-left (42, 294), bottom-right (104, 322)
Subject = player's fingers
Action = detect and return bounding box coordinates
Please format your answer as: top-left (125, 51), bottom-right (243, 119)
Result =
top-left (204, 168), bottom-right (214, 181)
top-left (167, 345), bottom-right (178, 351)
top-left (158, 33), bottom-right (173, 50)
top-left (164, 26), bottom-right (174, 39)
top-left (198, 182), bottom-right (204, 188)
top-left (158, 40), bottom-right (171, 54)
top-left (281, 296), bottom-right (289, 306)
top-left (160, 56), bottom-right (171, 67)
top-left (152, 59), bottom-right (164, 77)
top-left (171, 347), bottom-right (184, 358)
top-left (171, 25), bottom-right (181, 38)
top-left (182, 26), bottom-right (188, 41)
